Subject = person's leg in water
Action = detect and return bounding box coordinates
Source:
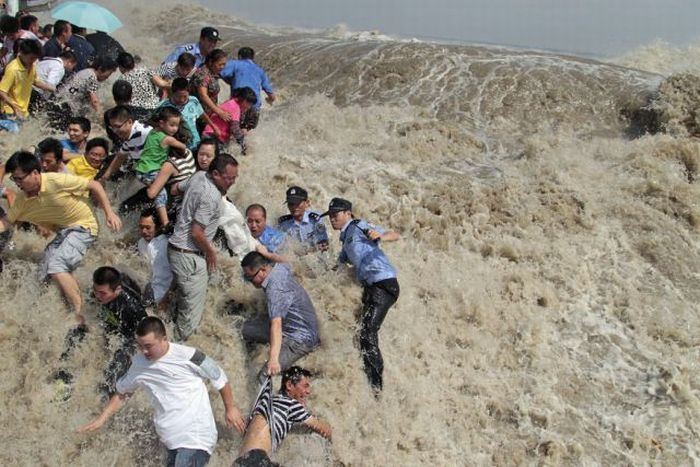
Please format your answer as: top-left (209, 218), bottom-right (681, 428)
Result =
top-left (358, 278), bottom-right (400, 392)
top-left (101, 344), bottom-right (134, 395)
top-left (166, 447), bottom-right (210, 467)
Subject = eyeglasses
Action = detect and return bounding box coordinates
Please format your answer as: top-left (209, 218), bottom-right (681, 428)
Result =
top-left (108, 120), bottom-right (129, 131)
top-left (243, 268), bottom-right (263, 282)
top-left (10, 171), bottom-right (33, 184)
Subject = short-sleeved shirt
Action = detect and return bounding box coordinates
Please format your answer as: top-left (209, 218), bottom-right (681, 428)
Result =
top-left (169, 171), bottom-right (223, 252)
top-left (257, 225), bottom-right (285, 253)
top-left (158, 97), bottom-right (204, 149)
top-left (56, 68), bottom-right (99, 114)
top-left (116, 342), bottom-right (228, 453)
top-left (277, 210), bottom-right (328, 248)
top-left (66, 156), bottom-right (99, 179)
top-left (118, 120), bottom-right (153, 162)
top-left (155, 62), bottom-right (195, 82)
top-left (136, 130), bottom-right (168, 174)
top-left (0, 57), bottom-right (37, 116)
top-left (338, 219), bottom-right (397, 286)
top-left (162, 42), bottom-right (205, 68)
top-left (7, 172), bottom-right (98, 234)
top-left (189, 66), bottom-right (220, 109)
top-left (121, 67), bottom-right (160, 110)
top-left (220, 59), bottom-right (273, 110)
top-left (261, 263), bottom-right (320, 347)
top-left (253, 378), bottom-right (311, 452)
top-left (35, 57), bottom-right (65, 95)
top-left (202, 98), bottom-right (240, 142)
top-left (60, 139), bottom-right (82, 154)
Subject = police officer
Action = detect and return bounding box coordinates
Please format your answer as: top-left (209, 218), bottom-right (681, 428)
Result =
top-left (322, 197), bottom-right (400, 392)
top-left (277, 186), bottom-right (328, 251)
top-left (162, 27), bottom-right (221, 68)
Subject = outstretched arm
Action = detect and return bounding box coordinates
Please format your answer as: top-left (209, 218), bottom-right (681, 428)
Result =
top-left (219, 382), bottom-right (246, 434)
top-left (266, 318), bottom-right (282, 376)
top-left (304, 417), bottom-right (332, 441)
top-left (367, 229), bottom-right (399, 242)
top-left (77, 392), bottom-right (130, 433)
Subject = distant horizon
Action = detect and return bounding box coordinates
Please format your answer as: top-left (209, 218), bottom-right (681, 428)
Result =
top-left (198, 0), bottom-right (700, 57)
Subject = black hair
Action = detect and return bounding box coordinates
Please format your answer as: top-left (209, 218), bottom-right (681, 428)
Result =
top-left (177, 52), bottom-right (196, 69)
top-left (17, 38), bottom-right (42, 57)
top-left (0, 15), bottom-right (19, 34)
top-left (208, 152), bottom-right (238, 174)
top-left (240, 251), bottom-right (270, 270)
top-left (116, 51), bottom-right (135, 71)
top-left (280, 366), bottom-right (312, 394)
top-left (231, 87), bottom-right (257, 105)
top-left (111, 80), bottom-right (132, 104)
top-left (171, 77), bottom-right (189, 93)
top-left (93, 55), bottom-right (117, 72)
top-left (68, 116), bottom-right (91, 133)
top-left (195, 137), bottom-right (220, 170)
top-left (147, 106), bottom-right (191, 146)
top-left (58, 49), bottom-right (77, 62)
top-left (245, 203), bottom-right (267, 218)
top-left (204, 49), bottom-right (226, 66)
top-left (5, 151), bottom-right (41, 175)
top-left (37, 137), bottom-right (64, 163)
top-left (85, 137), bottom-right (110, 155)
top-left (136, 316), bottom-right (167, 338)
top-left (237, 47), bottom-right (255, 60)
top-left (139, 207), bottom-right (162, 228)
top-left (19, 15), bottom-right (37, 31)
top-left (52, 20), bottom-right (70, 37)
top-left (71, 24), bottom-right (86, 35)
top-left (93, 266), bottom-right (122, 289)
top-left (42, 24), bottom-right (53, 37)
top-left (108, 105), bottom-right (133, 122)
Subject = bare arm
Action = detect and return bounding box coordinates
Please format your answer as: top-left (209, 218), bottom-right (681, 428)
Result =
top-left (191, 222), bottom-right (217, 272)
top-left (304, 416), bottom-right (332, 441)
top-left (255, 243), bottom-right (286, 263)
top-left (88, 91), bottom-right (101, 114)
top-left (367, 230), bottom-right (400, 242)
top-left (151, 74), bottom-right (170, 91)
top-left (266, 318), bottom-right (282, 376)
top-left (161, 135), bottom-right (187, 151)
top-left (219, 382), bottom-right (246, 434)
top-left (0, 89), bottom-right (22, 115)
top-left (198, 86), bottom-right (231, 122)
top-left (100, 153), bottom-right (127, 181)
top-left (33, 79), bottom-right (55, 93)
top-left (87, 180), bottom-right (122, 231)
top-left (76, 392), bottom-right (130, 433)
top-left (146, 162), bottom-right (178, 199)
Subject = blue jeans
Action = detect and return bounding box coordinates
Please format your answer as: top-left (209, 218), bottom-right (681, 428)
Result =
top-left (166, 448), bottom-right (210, 467)
top-left (137, 170), bottom-right (168, 208)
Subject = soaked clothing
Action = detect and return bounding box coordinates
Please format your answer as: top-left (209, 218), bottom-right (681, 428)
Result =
top-left (220, 58), bottom-right (273, 111)
top-left (338, 219), bottom-right (396, 286)
top-left (252, 377), bottom-right (311, 451)
top-left (121, 67), bottom-right (160, 109)
top-left (189, 66), bottom-right (220, 110)
top-left (257, 225), bottom-right (285, 253)
top-left (277, 210), bottom-right (328, 249)
top-left (56, 68), bottom-right (99, 115)
top-left (234, 449), bottom-right (278, 467)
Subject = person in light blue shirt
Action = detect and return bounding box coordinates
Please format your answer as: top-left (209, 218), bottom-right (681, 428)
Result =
top-left (240, 252), bottom-right (321, 383)
top-left (323, 197), bottom-right (400, 392)
top-left (277, 186), bottom-right (328, 252)
top-left (246, 203), bottom-right (286, 253)
top-left (162, 27), bottom-right (221, 68)
top-left (219, 47), bottom-right (276, 130)
top-left (157, 77), bottom-right (212, 150)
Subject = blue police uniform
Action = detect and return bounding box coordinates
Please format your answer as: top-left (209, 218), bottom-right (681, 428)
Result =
top-left (162, 43), bottom-right (205, 68)
top-left (220, 59), bottom-right (274, 110)
top-left (277, 210), bottom-right (328, 248)
top-left (258, 225), bottom-right (286, 253)
top-left (338, 219), bottom-right (397, 286)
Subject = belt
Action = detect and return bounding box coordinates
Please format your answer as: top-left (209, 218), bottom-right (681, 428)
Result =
top-left (168, 244), bottom-right (204, 257)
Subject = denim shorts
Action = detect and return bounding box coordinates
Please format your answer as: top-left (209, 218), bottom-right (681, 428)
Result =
top-left (136, 170), bottom-right (168, 209)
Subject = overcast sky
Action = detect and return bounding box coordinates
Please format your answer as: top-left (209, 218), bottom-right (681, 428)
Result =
top-left (199, 0), bottom-right (700, 56)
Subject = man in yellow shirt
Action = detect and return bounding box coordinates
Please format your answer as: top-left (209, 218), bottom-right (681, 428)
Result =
top-left (0, 39), bottom-right (54, 117)
top-left (66, 138), bottom-right (110, 180)
top-left (0, 151), bottom-right (122, 324)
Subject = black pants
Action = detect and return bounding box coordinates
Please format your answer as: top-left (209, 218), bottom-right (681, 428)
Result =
top-left (360, 278), bottom-right (399, 391)
top-left (118, 187), bottom-right (151, 214)
top-left (103, 345), bottom-right (134, 395)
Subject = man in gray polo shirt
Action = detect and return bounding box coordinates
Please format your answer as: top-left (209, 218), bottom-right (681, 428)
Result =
top-left (240, 251), bottom-right (320, 382)
top-left (168, 153), bottom-right (239, 341)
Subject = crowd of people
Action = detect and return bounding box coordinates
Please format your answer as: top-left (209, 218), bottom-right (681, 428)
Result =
top-left (1, 15), bottom-right (400, 466)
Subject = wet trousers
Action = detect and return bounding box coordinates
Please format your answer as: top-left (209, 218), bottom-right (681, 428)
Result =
top-left (360, 278), bottom-right (399, 391)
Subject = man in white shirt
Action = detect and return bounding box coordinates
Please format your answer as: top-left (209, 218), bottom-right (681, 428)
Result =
top-left (137, 208), bottom-right (173, 309)
top-left (77, 317), bottom-right (246, 465)
top-left (34, 50), bottom-right (77, 97)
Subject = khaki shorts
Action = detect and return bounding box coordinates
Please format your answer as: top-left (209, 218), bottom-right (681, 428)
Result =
top-left (42, 226), bottom-right (96, 277)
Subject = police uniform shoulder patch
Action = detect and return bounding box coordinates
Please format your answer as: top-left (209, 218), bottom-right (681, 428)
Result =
top-left (308, 211), bottom-right (320, 221)
top-left (278, 214), bottom-right (293, 224)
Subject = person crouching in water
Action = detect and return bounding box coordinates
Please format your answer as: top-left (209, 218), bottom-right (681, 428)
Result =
top-left (235, 366), bottom-right (331, 466)
top-left (92, 266), bottom-right (148, 394)
top-left (323, 197), bottom-right (400, 393)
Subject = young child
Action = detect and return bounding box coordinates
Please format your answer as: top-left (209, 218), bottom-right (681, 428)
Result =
top-left (136, 107), bottom-right (190, 226)
top-left (202, 86), bottom-right (256, 154)
top-left (158, 77), bottom-right (214, 150)
top-left (146, 145), bottom-right (196, 212)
